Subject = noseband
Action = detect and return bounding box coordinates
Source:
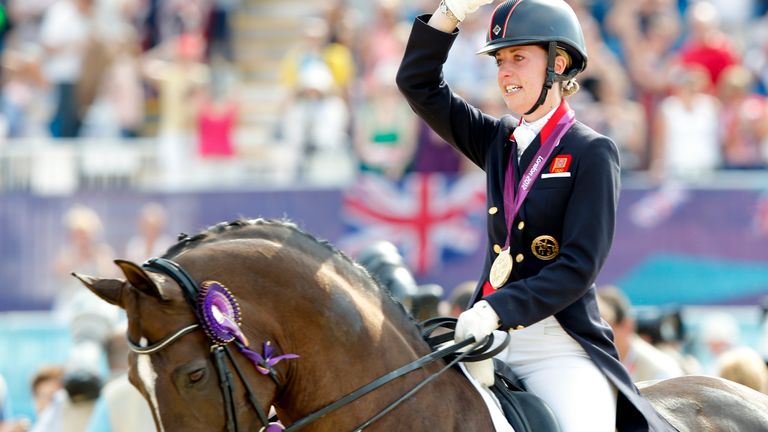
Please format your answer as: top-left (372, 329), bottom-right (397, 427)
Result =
top-left (129, 257), bottom-right (509, 431)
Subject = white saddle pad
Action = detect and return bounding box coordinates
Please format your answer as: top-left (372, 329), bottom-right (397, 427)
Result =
top-left (458, 363), bottom-right (516, 432)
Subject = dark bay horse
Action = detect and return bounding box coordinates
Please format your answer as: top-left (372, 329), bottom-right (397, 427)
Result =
top-left (77, 219), bottom-right (768, 431)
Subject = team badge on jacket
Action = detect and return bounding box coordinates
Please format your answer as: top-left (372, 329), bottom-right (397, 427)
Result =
top-left (550, 155), bottom-right (572, 173)
top-left (541, 155), bottom-right (572, 179)
top-left (531, 235), bottom-right (559, 260)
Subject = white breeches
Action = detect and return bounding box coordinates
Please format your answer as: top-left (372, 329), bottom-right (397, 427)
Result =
top-left (498, 316), bottom-right (617, 432)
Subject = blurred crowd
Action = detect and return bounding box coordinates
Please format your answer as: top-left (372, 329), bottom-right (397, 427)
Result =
top-left (273, 0), bottom-right (768, 183)
top-left (1, 0), bottom-right (766, 187)
top-left (0, 202), bottom-right (169, 431)
top-left (0, 0), bottom-right (240, 186)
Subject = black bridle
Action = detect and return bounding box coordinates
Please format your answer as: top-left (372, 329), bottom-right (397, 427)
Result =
top-left (134, 257), bottom-right (279, 432)
top-left (128, 257), bottom-right (509, 431)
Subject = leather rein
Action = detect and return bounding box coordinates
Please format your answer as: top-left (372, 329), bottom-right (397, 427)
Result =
top-left (127, 257), bottom-right (509, 431)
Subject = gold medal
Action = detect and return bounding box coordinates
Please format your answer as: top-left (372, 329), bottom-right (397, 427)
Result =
top-left (489, 248), bottom-right (513, 289)
top-left (531, 235), bottom-right (559, 260)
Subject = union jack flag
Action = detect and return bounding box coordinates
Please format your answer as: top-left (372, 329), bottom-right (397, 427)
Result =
top-left (340, 172), bottom-right (487, 274)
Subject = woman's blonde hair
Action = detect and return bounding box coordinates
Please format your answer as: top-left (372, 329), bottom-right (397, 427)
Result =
top-left (556, 47), bottom-right (580, 97)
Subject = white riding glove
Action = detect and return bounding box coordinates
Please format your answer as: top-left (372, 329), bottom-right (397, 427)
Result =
top-left (454, 300), bottom-right (500, 343)
top-left (444, 0), bottom-right (496, 22)
top-left (455, 300), bottom-right (500, 387)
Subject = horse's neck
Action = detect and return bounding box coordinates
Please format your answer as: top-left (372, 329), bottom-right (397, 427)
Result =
top-left (272, 276), bottom-right (433, 417)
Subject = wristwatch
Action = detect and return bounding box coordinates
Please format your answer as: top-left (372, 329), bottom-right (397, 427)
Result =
top-left (439, 0), bottom-right (460, 22)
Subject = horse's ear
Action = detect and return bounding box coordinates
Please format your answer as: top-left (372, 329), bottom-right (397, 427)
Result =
top-left (114, 259), bottom-right (165, 300)
top-left (72, 273), bottom-right (126, 308)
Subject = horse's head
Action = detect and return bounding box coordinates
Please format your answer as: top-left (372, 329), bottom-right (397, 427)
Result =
top-left (77, 255), bottom-right (287, 431)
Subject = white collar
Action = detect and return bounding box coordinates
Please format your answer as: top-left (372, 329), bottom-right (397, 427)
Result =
top-left (519, 104), bottom-right (559, 136)
top-left (513, 104), bottom-right (559, 159)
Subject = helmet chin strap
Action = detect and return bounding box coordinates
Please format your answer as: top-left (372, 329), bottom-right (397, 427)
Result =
top-left (524, 42), bottom-right (578, 116)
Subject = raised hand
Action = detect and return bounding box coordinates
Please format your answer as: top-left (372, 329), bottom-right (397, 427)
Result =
top-left (444, 0), bottom-right (497, 22)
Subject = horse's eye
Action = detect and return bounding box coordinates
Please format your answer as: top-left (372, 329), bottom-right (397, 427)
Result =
top-left (188, 368), bottom-right (206, 384)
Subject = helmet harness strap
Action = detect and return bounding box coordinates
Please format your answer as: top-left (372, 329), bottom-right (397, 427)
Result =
top-left (525, 41), bottom-right (558, 116)
top-left (524, 41), bottom-right (581, 116)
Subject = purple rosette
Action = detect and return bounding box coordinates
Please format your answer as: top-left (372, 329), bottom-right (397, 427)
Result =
top-left (198, 281), bottom-right (248, 346)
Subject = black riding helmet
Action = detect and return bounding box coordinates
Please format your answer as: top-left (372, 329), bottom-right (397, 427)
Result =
top-left (478, 0), bottom-right (588, 115)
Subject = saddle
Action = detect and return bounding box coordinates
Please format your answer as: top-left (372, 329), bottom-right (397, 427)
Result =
top-left (490, 359), bottom-right (562, 432)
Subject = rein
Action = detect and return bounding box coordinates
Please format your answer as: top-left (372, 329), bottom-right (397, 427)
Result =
top-left (130, 257), bottom-right (509, 431)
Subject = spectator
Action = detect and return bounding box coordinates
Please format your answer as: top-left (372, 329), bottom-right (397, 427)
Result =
top-left (717, 346), bottom-right (768, 393)
top-left (39, 0), bottom-right (95, 138)
top-left (698, 311), bottom-right (741, 374)
top-left (597, 286), bottom-right (684, 383)
top-left (579, 71), bottom-right (647, 172)
top-left (606, 0), bottom-right (681, 97)
top-left (651, 65), bottom-right (721, 182)
top-left (358, 0), bottom-right (405, 95)
top-left (30, 365), bottom-right (64, 417)
top-left (143, 31), bottom-right (210, 189)
top-left (606, 0), bottom-right (682, 161)
top-left (196, 94), bottom-right (237, 158)
top-left (0, 49), bottom-right (47, 138)
top-left (196, 58), bottom-right (239, 160)
top-left (353, 60), bottom-right (418, 179)
top-left (277, 62), bottom-right (350, 183)
top-left (442, 12), bottom-right (496, 103)
top-left (76, 35), bottom-right (113, 137)
top-left (52, 205), bottom-right (118, 318)
top-left (634, 308), bottom-right (702, 376)
top-left (30, 388), bottom-right (95, 432)
top-left (96, 28), bottom-right (145, 138)
top-left (279, 16), bottom-right (356, 99)
top-left (85, 324), bottom-right (153, 432)
top-left (716, 64), bottom-right (768, 169)
top-left (0, 372), bottom-right (28, 432)
top-left (30, 341), bottom-right (106, 432)
top-left (321, 0), bottom-right (360, 50)
top-left (124, 202), bottom-right (174, 263)
top-left (676, 1), bottom-right (741, 91)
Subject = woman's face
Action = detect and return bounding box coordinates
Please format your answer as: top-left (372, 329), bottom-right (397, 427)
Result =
top-left (495, 45), bottom-right (549, 116)
top-left (495, 44), bottom-right (568, 119)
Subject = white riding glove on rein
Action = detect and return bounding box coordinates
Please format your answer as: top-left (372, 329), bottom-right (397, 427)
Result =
top-left (444, 0), bottom-right (496, 22)
top-left (454, 300), bottom-right (500, 387)
top-left (455, 300), bottom-right (500, 343)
